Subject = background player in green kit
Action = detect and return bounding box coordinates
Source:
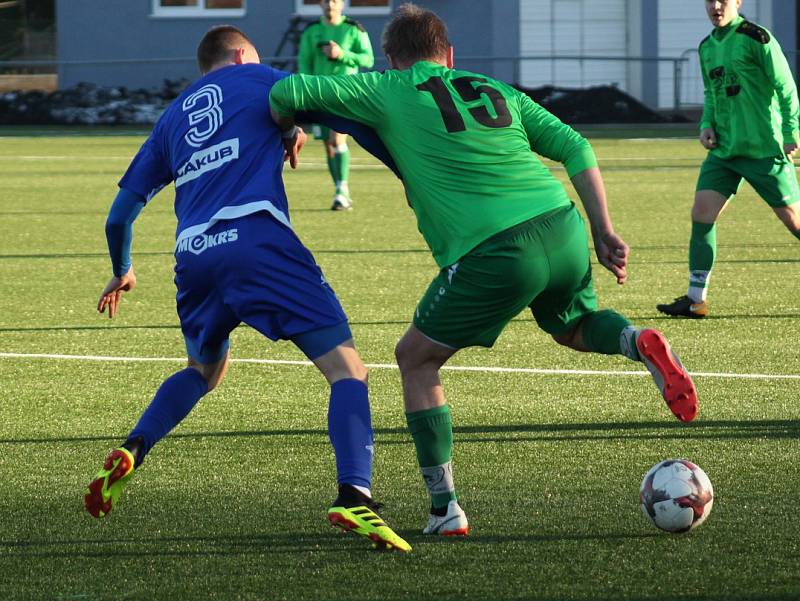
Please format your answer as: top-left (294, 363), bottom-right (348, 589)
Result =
top-left (297, 0), bottom-right (374, 210)
top-left (657, 0), bottom-right (800, 318)
top-left (271, 3), bottom-right (699, 535)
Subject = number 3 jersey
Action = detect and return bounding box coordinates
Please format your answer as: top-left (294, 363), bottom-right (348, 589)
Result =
top-left (120, 64), bottom-right (292, 248)
top-left (270, 61), bottom-right (597, 268)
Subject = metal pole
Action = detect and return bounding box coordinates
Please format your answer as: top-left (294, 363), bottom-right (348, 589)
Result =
top-left (674, 58), bottom-right (682, 112)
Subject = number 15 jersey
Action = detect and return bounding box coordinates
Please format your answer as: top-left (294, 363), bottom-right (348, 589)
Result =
top-left (270, 61), bottom-right (598, 267)
top-left (120, 64), bottom-right (292, 248)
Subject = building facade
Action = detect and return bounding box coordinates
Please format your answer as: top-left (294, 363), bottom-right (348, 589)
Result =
top-left (56, 0), bottom-right (796, 110)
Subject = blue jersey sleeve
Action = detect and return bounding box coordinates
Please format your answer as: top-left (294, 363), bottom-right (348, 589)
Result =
top-left (118, 119), bottom-right (173, 201)
top-left (106, 188), bottom-right (146, 276)
top-left (299, 110), bottom-right (400, 179)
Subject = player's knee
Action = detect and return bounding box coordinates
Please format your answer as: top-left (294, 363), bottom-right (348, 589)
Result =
top-left (777, 206), bottom-right (800, 235)
top-left (188, 357), bottom-right (228, 392)
top-left (338, 360), bottom-right (368, 384)
top-left (552, 327), bottom-right (579, 350)
top-left (394, 337), bottom-right (422, 375)
top-left (394, 338), bottom-right (410, 371)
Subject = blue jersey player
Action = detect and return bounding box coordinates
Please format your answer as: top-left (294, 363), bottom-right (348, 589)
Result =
top-left (83, 25), bottom-right (410, 553)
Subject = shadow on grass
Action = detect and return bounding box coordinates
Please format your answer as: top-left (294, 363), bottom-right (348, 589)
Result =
top-left (0, 248), bottom-right (428, 260)
top-left (0, 318), bottom-right (414, 333)
top-left (0, 532), bottom-right (376, 557)
top-left (0, 529), bottom-right (662, 559)
top-left (2, 419), bottom-right (798, 446)
top-left (5, 309), bottom-right (800, 334)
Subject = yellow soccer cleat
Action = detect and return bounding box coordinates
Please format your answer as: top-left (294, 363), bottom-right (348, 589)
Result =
top-left (84, 447), bottom-right (135, 518)
top-left (328, 486), bottom-right (411, 553)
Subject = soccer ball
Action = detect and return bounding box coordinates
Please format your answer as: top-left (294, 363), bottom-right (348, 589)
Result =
top-left (639, 459), bottom-right (714, 533)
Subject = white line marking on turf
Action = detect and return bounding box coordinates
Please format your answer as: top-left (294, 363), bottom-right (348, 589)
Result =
top-left (1, 352), bottom-right (798, 380)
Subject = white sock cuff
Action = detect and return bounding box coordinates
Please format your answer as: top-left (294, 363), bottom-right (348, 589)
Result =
top-left (333, 144), bottom-right (349, 154)
top-left (619, 325), bottom-right (641, 362)
top-left (421, 462), bottom-right (455, 495)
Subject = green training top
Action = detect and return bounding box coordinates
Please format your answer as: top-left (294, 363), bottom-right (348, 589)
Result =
top-left (297, 16), bottom-right (374, 76)
top-left (699, 15), bottom-right (799, 159)
top-left (271, 61), bottom-right (597, 267)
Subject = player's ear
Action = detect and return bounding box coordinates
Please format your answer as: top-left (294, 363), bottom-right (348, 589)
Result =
top-left (446, 46), bottom-right (454, 69)
top-left (233, 47), bottom-right (246, 65)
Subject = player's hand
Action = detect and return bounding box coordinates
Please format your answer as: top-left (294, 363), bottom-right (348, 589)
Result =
top-left (282, 126), bottom-right (307, 169)
top-left (594, 231), bottom-right (629, 285)
top-left (97, 266), bottom-right (137, 319)
top-left (699, 128), bottom-right (717, 150)
top-left (322, 41), bottom-right (343, 60)
top-left (784, 142), bottom-right (798, 159)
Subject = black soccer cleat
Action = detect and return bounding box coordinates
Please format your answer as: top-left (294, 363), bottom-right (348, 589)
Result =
top-left (656, 295), bottom-right (708, 319)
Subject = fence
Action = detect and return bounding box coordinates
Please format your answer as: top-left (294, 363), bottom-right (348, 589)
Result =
top-left (2, 52), bottom-right (797, 112)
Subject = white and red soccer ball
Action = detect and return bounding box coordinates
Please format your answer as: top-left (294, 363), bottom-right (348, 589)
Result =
top-left (640, 459), bottom-right (714, 533)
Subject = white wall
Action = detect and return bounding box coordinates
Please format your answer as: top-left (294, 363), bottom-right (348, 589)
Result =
top-left (519, 0), bottom-right (774, 108)
top-left (519, 0), bottom-right (629, 90)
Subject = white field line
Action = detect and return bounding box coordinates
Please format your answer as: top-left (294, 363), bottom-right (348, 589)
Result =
top-left (1, 156), bottom-right (382, 163)
top-left (0, 351), bottom-right (798, 380)
top-left (5, 155), bottom-right (692, 163)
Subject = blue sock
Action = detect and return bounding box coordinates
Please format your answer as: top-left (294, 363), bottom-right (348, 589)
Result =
top-left (328, 379), bottom-right (373, 490)
top-left (127, 367), bottom-right (209, 463)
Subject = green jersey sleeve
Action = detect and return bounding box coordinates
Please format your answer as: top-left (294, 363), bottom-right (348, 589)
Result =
top-left (759, 35), bottom-right (799, 144)
top-left (519, 95), bottom-right (597, 177)
top-left (699, 37), bottom-right (715, 131)
top-left (270, 72), bottom-right (384, 126)
top-left (337, 21), bottom-right (374, 70)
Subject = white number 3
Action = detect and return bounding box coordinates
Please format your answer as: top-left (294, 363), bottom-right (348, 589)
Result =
top-left (183, 84), bottom-right (223, 147)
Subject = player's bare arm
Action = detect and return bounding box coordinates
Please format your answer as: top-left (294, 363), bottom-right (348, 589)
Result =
top-left (570, 167), bottom-right (628, 285)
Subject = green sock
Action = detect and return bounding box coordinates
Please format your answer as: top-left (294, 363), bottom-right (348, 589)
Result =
top-left (688, 221), bottom-right (716, 302)
top-left (337, 148), bottom-right (350, 188)
top-left (580, 309), bottom-right (632, 355)
top-left (331, 147), bottom-right (350, 193)
top-left (325, 151), bottom-right (336, 186)
top-left (406, 405), bottom-right (456, 508)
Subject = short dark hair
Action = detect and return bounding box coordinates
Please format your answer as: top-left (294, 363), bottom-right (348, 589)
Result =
top-left (381, 3), bottom-right (450, 65)
top-left (196, 25), bottom-right (254, 73)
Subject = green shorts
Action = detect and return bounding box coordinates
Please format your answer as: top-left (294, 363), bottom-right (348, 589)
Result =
top-left (413, 204), bottom-right (598, 349)
top-left (696, 153), bottom-right (800, 207)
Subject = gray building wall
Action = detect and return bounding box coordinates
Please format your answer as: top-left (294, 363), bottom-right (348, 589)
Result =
top-left (55, 0), bottom-right (796, 109)
top-left (56, 1), bottom-right (520, 90)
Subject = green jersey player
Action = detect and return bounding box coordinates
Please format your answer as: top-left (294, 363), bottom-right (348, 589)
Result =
top-left (297, 0), bottom-right (374, 210)
top-left (657, 0), bottom-right (800, 318)
top-left (271, 3), bottom-right (699, 535)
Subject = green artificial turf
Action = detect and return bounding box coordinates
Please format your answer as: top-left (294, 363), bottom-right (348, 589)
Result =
top-left (0, 128), bottom-right (798, 601)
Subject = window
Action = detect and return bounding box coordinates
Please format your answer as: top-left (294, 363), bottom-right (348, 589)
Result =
top-left (152, 0), bottom-right (246, 18)
top-left (295, 0), bottom-right (390, 16)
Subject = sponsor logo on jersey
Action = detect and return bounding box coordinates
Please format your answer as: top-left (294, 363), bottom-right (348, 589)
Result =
top-left (176, 228), bottom-right (239, 255)
top-left (175, 138), bottom-right (239, 188)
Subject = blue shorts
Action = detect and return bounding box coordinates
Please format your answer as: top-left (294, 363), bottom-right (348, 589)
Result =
top-left (174, 212), bottom-right (350, 364)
